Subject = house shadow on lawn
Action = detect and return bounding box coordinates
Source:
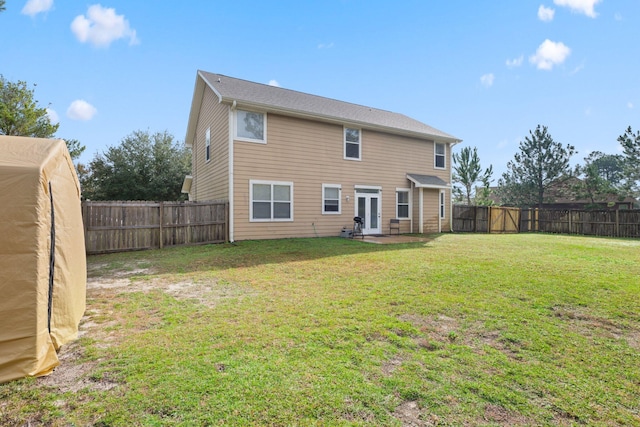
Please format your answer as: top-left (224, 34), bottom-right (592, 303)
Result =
top-left (87, 234), bottom-right (443, 277)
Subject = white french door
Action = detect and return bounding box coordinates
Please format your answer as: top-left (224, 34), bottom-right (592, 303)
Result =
top-left (356, 190), bottom-right (381, 235)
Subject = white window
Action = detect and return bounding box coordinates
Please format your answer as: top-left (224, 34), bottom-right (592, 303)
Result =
top-left (236, 109), bottom-right (266, 143)
top-left (439, 190), bottom-right (445, 219)
top-left (344, 127), bottom-right (361, 160)
top-left (322, 184), bottom-right (341, 214)
top-left (396, 189), bottom-right (410, 219)
top-left (205, 127), bottom-right (211, 162)
top-left (250, 180), bottom-right (293, 221)
top-left (435, 142), bottom-right (446, 169)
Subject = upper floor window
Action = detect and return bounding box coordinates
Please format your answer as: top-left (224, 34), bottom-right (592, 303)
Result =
top-left (435, 142), bottom-right (446, 169)
top-left (205, 127), bottom-right (211, 162)
top-left (322, 184), bottom-right (341, 214)
top-left (250, 180), bottom-right (293, 221)
top-left (396, 190), bottom-right (410, 219)
top-left (344, 127), bottom-right (361, 160)
top-left (236, 109), bottom-right (266, 143)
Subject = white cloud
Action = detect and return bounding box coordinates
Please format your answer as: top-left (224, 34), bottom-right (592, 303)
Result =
top-left (21, 0), bottom-right (53, 16)
top-left (538, 5), bottom-right (555, 21)
top-left (628, 102), bottom-right (634, 109)
top-left (318, 42), bottom-right (334, 49)
top-left (529, 39), bottom-right (571, 70)
top-left (46, 108), bottom-right (59, 124)
top-left (66, 100), bottom-right (97, 121)
top-left (480, 73), bottom-right (494, 88)
top-left (268, 80), bottom-right (280, 87)
top-left (614, 13), bottom-right (623, 21)
top-left (585, 107), bottom-right (592, 116)
top-left (553, 0), bottom-right (601, 18)
top-left (506, 55), bottom-right (524, 68)
top-left (71, 4), bottom-right (139, 48)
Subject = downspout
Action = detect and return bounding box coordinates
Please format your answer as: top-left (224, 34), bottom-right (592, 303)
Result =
top-left (228, 100), bottom-right (237, 242)
top-left (449, 139), bottom-right (462, 232)
top-left (410, 181), bottom-right (414, 233)
top-left (419, 187), bottom-right (424, 234)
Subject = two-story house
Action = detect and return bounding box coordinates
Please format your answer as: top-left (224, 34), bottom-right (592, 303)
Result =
top-left (183, 71), bottom-right (461, 241)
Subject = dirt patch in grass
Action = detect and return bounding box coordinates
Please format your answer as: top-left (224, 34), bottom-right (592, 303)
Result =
top-left (393, 400), bottom-right (439, 426)
top-left (399, 314), bottom-right (525, 359)
top-left (36, 264), bottom-right (255, 396)
top-left (482, 404), bottom-right (532, 426)
top-left (551, 305), bottom-right (640, 349)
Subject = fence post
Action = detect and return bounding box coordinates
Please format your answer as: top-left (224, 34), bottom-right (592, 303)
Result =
top-left (487, 206), bottom-right (491, 234)
top-left (159, 202), bottom-right (164, 249)
top-left (568, 210), bottom-right (572, 234)
top-left (615, 209), bottom-right (620, 237)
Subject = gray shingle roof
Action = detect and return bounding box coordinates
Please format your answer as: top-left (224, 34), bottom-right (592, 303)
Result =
top-left (406, 174), bottom-right (450, 188)
top-left (198, 71), bottom-right (459, 142)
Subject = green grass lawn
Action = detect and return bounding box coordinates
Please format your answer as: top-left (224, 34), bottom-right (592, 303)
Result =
top-left (2, 233), bottom-right (639, 426)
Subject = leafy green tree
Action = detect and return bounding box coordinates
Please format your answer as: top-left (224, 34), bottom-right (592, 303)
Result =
top-left (617, 126), bottom-right (640, 196)
top-left (64, 138), bottom-right (85, 161)
top-left (0, 75), bottom-right (58, 138)
top-left (584, 151), bottom-right (625, 186)
top-left (497, 125), bottom-right (576, 208)
top-left (572, 163), bottom-right (618, 208)
top-left (0, 1), bottom-right (6, 12)
top-left (452, 146), bottom-right (493, 205)
top-left (82, 130), bottom-right (191, 200)
top-left (0, 75), bottom-right (87, 161)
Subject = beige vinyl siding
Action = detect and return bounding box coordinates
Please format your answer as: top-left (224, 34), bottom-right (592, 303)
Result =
top-left (233, 113), bottom-right (451, 240)
top-left (192, 87), bottom-right (229, 201)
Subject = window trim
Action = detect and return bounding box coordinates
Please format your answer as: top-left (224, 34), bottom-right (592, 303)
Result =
top-left (235, 109), bottom-right (267, 144)
top-left (205, 127), bottom-right (211, 162)
top-left (249, 180), bottom-right (293, 222)
top-left (322, 184), bottom-right (342, 215)
top-left (434, 142), bottom-right (446, 169)
top-left (343, 127), bottom-right (361, 161)
top-left (396, 188), bottom-right (411, 220)
top-left (439, 189), bottom-right (446, 219)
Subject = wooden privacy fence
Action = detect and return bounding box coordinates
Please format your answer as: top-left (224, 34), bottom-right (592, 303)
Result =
top-left (454, 205), bottom-right (640, 238)
top-left (82, 200), bottom-right (228, 254)
top-left (452, 205), bottom-right (520, 233)
top-left (533, 208), bottom-right (640, 238)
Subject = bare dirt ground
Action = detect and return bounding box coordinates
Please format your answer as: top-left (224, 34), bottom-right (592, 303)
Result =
top-left (38, 262), bottom-right (252, 395)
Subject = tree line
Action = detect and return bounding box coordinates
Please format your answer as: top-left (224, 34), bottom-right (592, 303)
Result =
top-left (453, 125), bottom-right (640, 209)
top-left (0, 75), bottom-right (190, 201)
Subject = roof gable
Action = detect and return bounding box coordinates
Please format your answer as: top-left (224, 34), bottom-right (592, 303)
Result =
top-left (191, 71), bottom-right (460, 143)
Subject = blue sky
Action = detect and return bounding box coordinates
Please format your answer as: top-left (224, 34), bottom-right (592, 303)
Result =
top-left (2, 0), bottom-right (638, 178)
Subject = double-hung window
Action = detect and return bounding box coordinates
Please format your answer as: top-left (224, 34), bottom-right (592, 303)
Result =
top-left (435, 142), bottom-right (446, 169)
top-left (344, 127), bottom-right (361, 160)
top-left (250, 180), bottom-right (293, 221)
top-left (205, 127), bottom-right (211, 162)
top-left (396, 189), bottom-right (410, 219)
top-left (322, 184), bottom-right (341, 214)
top-left (236, 109), bottom-right (266, 143)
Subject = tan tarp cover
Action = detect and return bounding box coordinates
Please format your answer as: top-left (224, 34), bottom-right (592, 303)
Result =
top-left (0, 136), bottom-right (86, 383)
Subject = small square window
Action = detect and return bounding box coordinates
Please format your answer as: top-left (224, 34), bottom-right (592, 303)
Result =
top-left (236, 110), bottom-right (266, 143)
